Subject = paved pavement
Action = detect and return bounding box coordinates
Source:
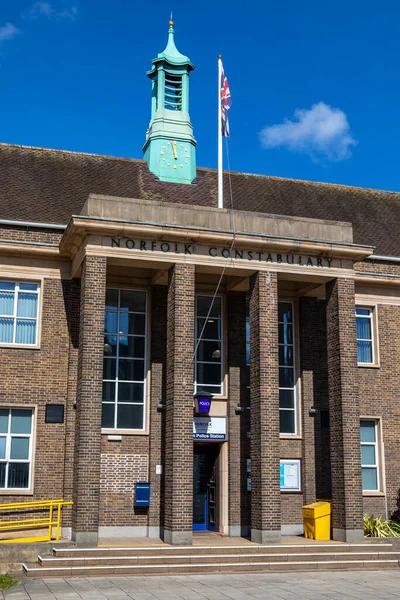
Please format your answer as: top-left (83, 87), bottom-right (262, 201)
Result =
top-left (2, 571), bottom-right (400, 600)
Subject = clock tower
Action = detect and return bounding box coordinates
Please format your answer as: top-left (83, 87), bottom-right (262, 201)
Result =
top-left (143, 19), bottom-right (197, 184)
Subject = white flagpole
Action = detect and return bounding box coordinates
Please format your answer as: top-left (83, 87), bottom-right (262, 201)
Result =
top-left (218, 55), bottom-right (223, 209)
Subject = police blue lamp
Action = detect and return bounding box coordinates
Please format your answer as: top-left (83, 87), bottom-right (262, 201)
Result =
top-left (194, 392), bottom-right (213, 415)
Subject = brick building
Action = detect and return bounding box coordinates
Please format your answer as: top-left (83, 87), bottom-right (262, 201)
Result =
top-left (0, 21), bottom-right (399, 546)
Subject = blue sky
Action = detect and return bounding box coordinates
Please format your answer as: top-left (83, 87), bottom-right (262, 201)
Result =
top-left (0, 0), bottom-right (399, 191)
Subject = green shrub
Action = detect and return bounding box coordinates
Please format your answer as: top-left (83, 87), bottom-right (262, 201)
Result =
top-left (0, 574), bottom-right (17, 589)
top-left (364, 514), bottom-right (400, 537)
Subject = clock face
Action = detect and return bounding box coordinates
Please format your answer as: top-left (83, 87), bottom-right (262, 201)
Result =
top-left (160, 141), bottom-right (191, 170)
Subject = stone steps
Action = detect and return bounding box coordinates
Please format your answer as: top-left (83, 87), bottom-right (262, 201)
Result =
top-left (22, 542), bottom-right (400, 577)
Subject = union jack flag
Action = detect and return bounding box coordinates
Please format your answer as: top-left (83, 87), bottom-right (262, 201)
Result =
top-left (220, 62), bottom-right (232, 138)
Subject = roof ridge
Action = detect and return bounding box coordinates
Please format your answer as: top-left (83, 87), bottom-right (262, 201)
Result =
top-left (1, 141), bottom-right (400, 197)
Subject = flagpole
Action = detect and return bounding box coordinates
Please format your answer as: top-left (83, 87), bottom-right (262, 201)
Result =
top-left (218, 55), bottom-right (223, 209)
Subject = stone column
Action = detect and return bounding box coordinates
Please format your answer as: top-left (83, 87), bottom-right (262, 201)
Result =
top-left (72, 255), bottom-right (107, 546)
top-left (164, 263), bottom-right (195, 545)
top-left (227, 293), bottom-right (247, 537)
top-left (249, 271), bottom-right (281, 544)
top-left (326, 277), bottom-right (363, 542)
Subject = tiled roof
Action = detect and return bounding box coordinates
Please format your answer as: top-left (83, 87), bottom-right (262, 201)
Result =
top-left (1, 142), bottom-right (400, 256)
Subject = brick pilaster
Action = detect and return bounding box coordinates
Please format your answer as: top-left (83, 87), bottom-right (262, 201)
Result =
top-left (227, 293), bottom-right (248, 536)
top-left (299, 297), bottom-right (318, 505)
top-left (249, 271), bottom-right (281, 543)
top-left (72, 255), bottom-right (107, 546)
top-left (164, 264), bottom-right (195, 545)
top-left (148, 285), bottom-right (168, 537)
top-left (326, 277), bottom-right (363, 542)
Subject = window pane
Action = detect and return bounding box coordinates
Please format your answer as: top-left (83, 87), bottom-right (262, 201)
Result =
top-left (0, 463), bottom-right (5, 488)
top-left (104, 312), bottom-right (118, 335)
top-left (119, 313), bottom-right (145, 336)
top-left (280, 410), bottom-right (295, 434)
top-left (362, 467), bottom-right (378, 491)
top-left (118, 382), bottom-right (144, 403)
top-left (104, 335), bottom-right (117, 356)
top-left (103, 358), bottom-right (116, 380)
top-left (0, 410), bottom-right (8, 434)
top-left (119, 336), bottom-right (145, 359)
top-left (196, 296), bottom-right (221, 318)
top-left (105, 289), bottom-right (119, 311)
top-left (0, 318), bottom-right (13, 343)
top-left (361, 445), bottom-right (376, 466)
top-left (360, 420), bottom-right (376, 443)
top-left (278, 324), bottom-right (293, 345)
top-left (10, 410), bottom-right (32, 434)
top-left (278, 303), bottom-right (293, 323)
top-left (101, 403), bottom-right (115, 428)
top-left (0, 291), bottom-right (14, 316)
top-left (356, 317), bottom-right (371, 340)
top-left (0, 282), bottom-right (15, 291)
top-left (120, 291), bottom-right (146, 313)
top-left (15, 320), bottom-right (36, 344)
top-left (356, 307), bottom-right (371, 316)
top-left (17, 293), bottom-right (38, 318)
top-left (279, 345), bottom-right (293, 366)
top-left (102, 381), bottom-right (115, 402)
top-left (279, 367), bottom-right (294, 388)
top-left (197, 341), bottom-right (221, 362)
top-left (197, 363), bottom-right (221, 385)
top-left (117, 404), bottom-right (144, 429)
top-left (279, 389), bottom-right (295, 409)
top-left (0, 437), bottom-right (6, 460)
top-left (10, 437), bottom-right (29, 460)
top-left (196, 318), bottom-right (220, 340)
top-left (357, 340), bottom-right (372, 363)
top-left (19, 283), bottom-right (38, 291)
top-left (7, 463), bottom-right (29, 488)
top-left (118, 359), bottom-right (145, 381)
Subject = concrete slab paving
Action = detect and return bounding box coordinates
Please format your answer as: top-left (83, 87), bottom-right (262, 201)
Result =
top-left (5, 570), bottom-right (400, 600)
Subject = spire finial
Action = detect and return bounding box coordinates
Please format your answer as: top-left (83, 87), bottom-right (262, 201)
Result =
top-left (169, 12), bottom-right (174, 28)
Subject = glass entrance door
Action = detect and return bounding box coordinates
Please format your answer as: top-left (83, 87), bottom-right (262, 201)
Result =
top-left (193, 445), bottom-right (219, 531)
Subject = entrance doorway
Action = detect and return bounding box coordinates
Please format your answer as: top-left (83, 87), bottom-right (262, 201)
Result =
top-left (193, 444), bottom-right (219, 531)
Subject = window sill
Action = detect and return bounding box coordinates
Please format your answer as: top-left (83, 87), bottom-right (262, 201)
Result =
top-left (0, 489), bottom-right (33, 495)
top-left (357, 363), bottom-right (380, 369)
top-left (363, 491), bottom-right (385, 497)
top-left (101, 429), bottom-right (149, 436)
top-left (280, 434), bottom-right (302, 440)
top-left (0, 344), bottom-right (40, 350)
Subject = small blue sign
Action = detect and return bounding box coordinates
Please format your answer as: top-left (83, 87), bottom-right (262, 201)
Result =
top-left (135, 482), bottom-right (150, 507)
top-left (280, 463), bottom-right (285, 488)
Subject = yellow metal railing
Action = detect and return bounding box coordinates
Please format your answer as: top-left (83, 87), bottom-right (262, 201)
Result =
top-left (0, 499), bottom-right (73, 543)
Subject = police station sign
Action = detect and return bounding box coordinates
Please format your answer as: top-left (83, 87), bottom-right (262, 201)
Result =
top-left (109, 238), bottom-right (335, 268)
top-left (193, 417), bottom-right (227, 441)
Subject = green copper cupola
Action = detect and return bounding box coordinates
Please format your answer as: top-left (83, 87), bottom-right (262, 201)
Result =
top-left (143, 18), bottom-right (196, 184)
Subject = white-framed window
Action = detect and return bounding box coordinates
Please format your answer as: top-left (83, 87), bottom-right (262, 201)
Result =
top-left (356, 307), bottom-right (375, 364)
top-left (360, 419), bottom-right (380, 492)
top-left (0, 282), bottom-right (40, 346)
top-left (0, 408), bottom-right (34, 490)
top-left (195, 295), bottom-right (223, 396)
top-left (279, 302), bottom-right (297, 434)
top-left (102, 289), bottom-right (147, 431)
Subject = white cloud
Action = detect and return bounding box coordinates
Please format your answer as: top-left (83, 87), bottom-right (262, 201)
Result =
top-left (28, 1), bottom-right (78, 20)
top-left (260, 102), bottom-right (357, 162)
top-left (0, 22), bottom-right (21, 43)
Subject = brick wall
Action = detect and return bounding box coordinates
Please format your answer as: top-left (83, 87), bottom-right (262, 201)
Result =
top-left (227, 293), bottom-right (250, 534)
